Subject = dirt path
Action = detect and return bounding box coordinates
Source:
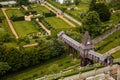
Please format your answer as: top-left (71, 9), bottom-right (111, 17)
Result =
top-left (41, 4), bottom-right (75, 27)
top-left (36, 19), bottom-right (51, 35)
top-left (1, 8), bottom-right (19, 39)
top-left (105, 46), bottom-right (120, 55)
top-left (23, 43), bottom-right (38, 48)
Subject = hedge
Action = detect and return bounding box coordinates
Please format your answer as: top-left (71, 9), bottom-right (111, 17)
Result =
top-left (10, 15), bottom-right (24, 21)
top-left (39, 18), bottom-right (53, 30)
top-left (43, 11), bottom-right (56, 17)
top-left (25, 10), bottom-right (37, 15)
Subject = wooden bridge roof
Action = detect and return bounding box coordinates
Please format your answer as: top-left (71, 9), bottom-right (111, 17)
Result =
top-left (58, 31), bottom-right (86, 50)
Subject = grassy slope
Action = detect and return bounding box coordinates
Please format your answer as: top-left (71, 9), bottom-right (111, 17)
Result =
top-left (7, 56), bottom-right (80, 80)
top-left (112, 50), bottom-right (120, 59)
top-left (96, 30), bottom-right (120, 54)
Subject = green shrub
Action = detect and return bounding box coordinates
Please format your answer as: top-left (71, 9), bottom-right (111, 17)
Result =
top-left (10, 15), bottom-right (24, 21)
top-left (43, 11), bottom-right (56, 17)
top-left (39, 18), bottom-right (53, 30)
top-left (25, 10), bottom-right (37, 15)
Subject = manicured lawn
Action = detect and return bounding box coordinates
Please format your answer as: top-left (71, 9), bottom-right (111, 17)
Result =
top-left (6, 9), bottom-right (24, 18)
top-left (30, 4), bottom-right (50, 15)
top-left (45, 17), bottom-right (72, 30)
top-left (12, 21), bottom-right (40, 37)
top-left (96, 30), bottom-right (120, 54)
top-left (7, 56), bottom-right (80, 80)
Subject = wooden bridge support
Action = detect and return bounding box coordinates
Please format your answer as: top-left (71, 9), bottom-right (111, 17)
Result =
top-left (66, 44), bottom-right (78, 59)
top-left (81, 58), bottom-right (93, 67)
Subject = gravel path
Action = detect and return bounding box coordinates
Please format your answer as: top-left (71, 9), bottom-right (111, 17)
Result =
top-left (36, 19), bottom-right (51, 35)
top-left (1, 8), bottom-right (19, 39)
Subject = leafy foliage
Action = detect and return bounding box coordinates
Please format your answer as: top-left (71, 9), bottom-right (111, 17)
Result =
top-left (74, 0), bottom-right (81, 5)
top-left (82, 11), bottom-right (102, 37)
top-left (0, 62), bottom-right (11, 76)
top-left (89, 1), bottom-right (111, 22)
top-left (10, 15), bottom-right (24, 21)
top-left (0, 38), bottom-right (65, 76)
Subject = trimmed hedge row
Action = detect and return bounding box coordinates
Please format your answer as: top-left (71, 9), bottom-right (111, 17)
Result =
top-left (25, 10), bottom-right (37, 15)
top-left (43, 11), bottom-right (56, 17)
top-left (10, 15), bottom-right (24, 21)
top-left (39, 18), bottom-right (53, 30)
top-left (20, 6), bottom-right (37, 15)
top-left (31, 18), bottom-right (46, 34)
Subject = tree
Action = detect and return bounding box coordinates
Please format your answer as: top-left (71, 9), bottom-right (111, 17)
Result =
top-left (83, 11), bottom-right (102, 37)
top-left (64, 0), bottom-right (71, 6)
top-left (4, 47), bottom-right (22, 71)
top-left (74, 0), bottom-right (81, 5)
top-left (0, 62), bottom-right (11, 76)
top-left (89, 0), bottom-right (96, 11)
top-left (110, 0), bottom-right (120, 9)
top-left (89, 2), bottom-right (111, 22)
top-left (95, 3), bottom-right (111, 22)
top-left (17, 0), bottom-right (29, 5)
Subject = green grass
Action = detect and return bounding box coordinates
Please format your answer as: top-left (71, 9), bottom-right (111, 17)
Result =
top-left (30, 4), bottom-right (50, 15)
top-left (45, 17), bottom-right (72, 30)
top-left (104, 11), bottom-right (120, 26)
top-left (4, 42), bottom-right (17, 47)
top-left (6, 9), bottom-right (24, 18)
top-left (112, 50), bottom-right (120, 59)
top-left (65, 3), bottom-right (89, 20)
top-left (47, 0), bottom-right (89, 21)
top-left (96, 30), bottom-right (120, 54)
top-left (12, 21), bottom-right (39, 37)
top-left (0, 9), bottom-right (13, 35)
top-left (7, 56), bottom-right (80, 80)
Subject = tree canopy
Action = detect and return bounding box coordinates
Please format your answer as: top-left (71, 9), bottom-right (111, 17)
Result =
top-left (82, 11), bottom-right (102, 37)
top-left (89, 0), bottom-right (111, 22)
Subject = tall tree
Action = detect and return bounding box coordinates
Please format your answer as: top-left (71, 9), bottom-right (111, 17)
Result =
top-left (110, 0), bottom-right (120, 9)
top-left (74, 0), bottom-right (81, 5)
top-left (89, 2), bottom-right (111, 22)
top-left (0, 62), bottom-right (11, 76)
top-left (89, 0), bottom-right (96, 11)
top-left (83, 11), bottom-right (102, 37)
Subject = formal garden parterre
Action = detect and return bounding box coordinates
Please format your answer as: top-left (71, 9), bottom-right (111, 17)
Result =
top-left (0, 0), bottom-right (120, 80)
